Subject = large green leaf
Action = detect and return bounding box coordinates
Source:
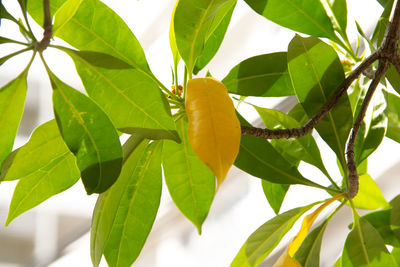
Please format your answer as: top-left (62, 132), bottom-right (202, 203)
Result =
top-left (288, 35), bottom-right (353, 170)
top-left (162, 117), bottom-right (215, 233)
top-left (193, 0), bottom-right (236, 74)
top-left (174, 0), bottom-right (237, 74)
top-left (5, 121), bottom-right (80, 225)
top-left (103, 141), bottom-right (162, 267)
top-left (90, 135), bottom-right (148, 267)
top-left (231, 204), bottom-right (316, 267)
top-left (351, 174), bottom-right (388, 210)
top-left (52, 0), bottom-right (83, 33)
top-left (385, 91), bottom-right (400, 143)
top-left (0, 70), bottom-right (27, 168)
top-left (235, 113), bottom-right (321, 188)
top-left (342, 218), bottom-right (393, 266)
top-left (64, 49), bottom-right (179, 142)
top-left (222, 53), bottom-right (294, 97)
top-left (243, 0), bottom-right (337, 40)
top-left (354, 90), bottom-right (387, 165)
top-left (261, 180), bottom-right (289, 215)
top-left (359, 209), bottom-right (400, 247)
top-left (294, 219), bottom-right (329, 267)
top-left (51, 74), bottom-right (122, 194)
top-left (254, 106), bottom-right (331, 179)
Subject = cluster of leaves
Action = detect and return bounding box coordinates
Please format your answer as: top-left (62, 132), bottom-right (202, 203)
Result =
top-left (1, 0), bottom-right (400, 266)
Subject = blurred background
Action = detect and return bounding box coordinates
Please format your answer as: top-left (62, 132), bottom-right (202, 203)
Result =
top-left (0, 0), bottom-right (399, 266)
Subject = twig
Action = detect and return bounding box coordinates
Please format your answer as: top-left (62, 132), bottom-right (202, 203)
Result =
top-left (346, 60), bottom-right (389, 198)
top-left (37, 0), bottom-right (52, 52)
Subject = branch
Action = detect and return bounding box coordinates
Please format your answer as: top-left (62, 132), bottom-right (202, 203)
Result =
top-left (37, 0), bottom-right (52, 52)
top-left (241, 52), bottom-right (379, 139)
top-left (346, 60), bottom-right (389, 199)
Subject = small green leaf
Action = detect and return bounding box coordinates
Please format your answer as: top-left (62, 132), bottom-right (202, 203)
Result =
top-left (58, 47), bottom-right (133, 69)
top-left (193, 0), bottom-right (236, 73)
top-left (51, 74), bottom-right (122, 194)
top-left (352, 174), bottom-right (388, 210)
top-left (261, 180), bottom-right (289, 215)
top-left (52, 0), bottom-right (84, 34)
top-left (162, 117), bottom-right (215, 233)
top-left (231, 203), bottom-right (317, 267)
top-left (359, 209), bottom-right (400, 247)
top-left (342, 218), bottom-right (393, 266)
top-left (0, 70), bottom-right (27, 168)
top-left (384, 91), bottom-right (400, 143)
top-left (174, 0), bottom-right (237, 74)
top-left (5, 121), bottom-right (80, 225)
top-left (90, 135), bottom-right (147, 267)
top-left (288, 35), bottom-right (353, 170)
top-left (294, 220), bottom-right (329, 267)
top-left (243, 0), bottom-right (337, 40)
top-left (254, 106), bottom-right (331, 179)
top-left (103, 141), bottom-right (163, 267)
top-left (391, 195), bottom-right (400, 239)
top-left (67, 51), bottom-right (179, 142)
top-left (235, 113), bottom-right (321, 188)
top-left (222, 53), bottom-right (294, 97)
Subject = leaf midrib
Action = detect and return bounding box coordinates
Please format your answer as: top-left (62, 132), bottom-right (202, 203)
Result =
top-left (224, 72), bottom-right (288, 87)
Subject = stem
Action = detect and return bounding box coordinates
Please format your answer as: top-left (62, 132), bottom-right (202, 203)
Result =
top-left (183, 66), bottom-right (188, 100)
top-left (0, 47), bottom-right (32, 64)
top-left (37, 0), bottom-right (52, 52)
top-left (174, 63), bottom-right (179, 96)
top-left (19, 2), bottom-right (36, 42)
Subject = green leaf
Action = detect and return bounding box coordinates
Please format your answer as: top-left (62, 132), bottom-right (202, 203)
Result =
top-left (174, 0), bottom-right (237, 74)
top-left (294, 220), bottom-right (329, 267)
top-left (354, 90), bottom-right (387, 165)
top-left (57, 47), bottom-right (133, 69)
top-left (193, 0), bottom-right (236, 74)
top-left (352, 174), bottom-right (388, 210)
top-left (327, 0), bottom-right (348, 34)
top-left (261, 180), bottom-right (289, 215)
top-left (342, 218), bottom-right (393, 266)
top-left (288, 35), bottom-right (353, 170)
top-left (5, 121), bottom-right (80, 225)
top-left (243, 0), bottom-right (337, 40)
top-left (235, 113), bottom-right (321, 188)
top-left (169, 1), bottom-right (181, 69)
top-left (17, 0), bottom-right (27, 14)
top-left (27, 0), bottom-right (64, 28)
top-left (51, 74), bottom-right (122, 194)
top-left (360, 209), bottom-right (400, 247)
top-left (391, 195), bottom-right (400, 239)
top-left (52, 0), bottom-right (83, 34)
top-left (392, 247), bottom-right (400, 264)
top-left (90, 135), bottom-right (148, 267)
top-left (231, 203), bottom-right (317, 267)
top-left (31, 0), bottom-right (151, 75)
top-left (162, 117), bottom-right (215, 233)
top-left (371, 0), bottom-right (394, 47)
top-left (0, 70), bottom-right (28, 168)
top-left (254, 106), bottom-right (331, 179)
top-left (222, 53), bottom-right (294, 97)
top-left (386, 64), bottom-right (400, 94)
top-left (103, 141), bottom-right (163, 267)
top-left (1, 3), bottom-right (20, 24)
top-left (384, 91), bottom-right (400, 143)
top-left (65, 48), bottom-right (179, 142)
top-left (288, 103), bottom-right (309, 125)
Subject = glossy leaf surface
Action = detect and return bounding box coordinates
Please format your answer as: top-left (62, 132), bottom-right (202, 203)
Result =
top-left (352, 174), bottom-right (388, 210)
top-left (5, 121), bottom-right (80, 225)
top-left (162, 117), bottom-right (215, 233)
top-left (342, 218), bottom-right (393, 266)
top-left (254, 106), bottom-right (330, 179)
top-left (385, 91), bottom-right (400, 143)
top-left (0, 70), bottom-right (27, 168)
top-left (243, 0), bottom-right (337, 40)
top-left (68, 50), bottom-right (179, 142)
top-left (52, 0), bottom-right (83, 33)
top-left (51, 75), bottom-right (122, 194)
top-left (288, 35), bottom-right (352, 169)
top-left (193, 0), bottom-right (236, 73)
top-left (185, 78), bottom-right (240, 186)
top-left (222, 53), bottom-right (294, 97)
top-left (231, 204), bottom-right (316, 267)
top-left (174, 0), bottom-right (237, 74)
top-left (261, 180), bottom-right (289, 215)
top-left (90, 136), bottom-right (148, 267)
top-left (103, 141), bottom-right (162, 267)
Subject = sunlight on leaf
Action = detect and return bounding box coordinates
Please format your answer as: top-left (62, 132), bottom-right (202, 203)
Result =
top-left (351, 174), bottom-right (388, 210)
top-left (186, 78), bottom-right (240, 187)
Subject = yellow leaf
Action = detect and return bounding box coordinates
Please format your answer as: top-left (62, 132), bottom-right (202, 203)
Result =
top-left (185, 78), bottom-right (241, 187)
top-left (275, 248), bottom-right (302, 267)
top-left (288, 193), bottom-right (345, 256)
top-left (169, 0), bottom-right (180, 68)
